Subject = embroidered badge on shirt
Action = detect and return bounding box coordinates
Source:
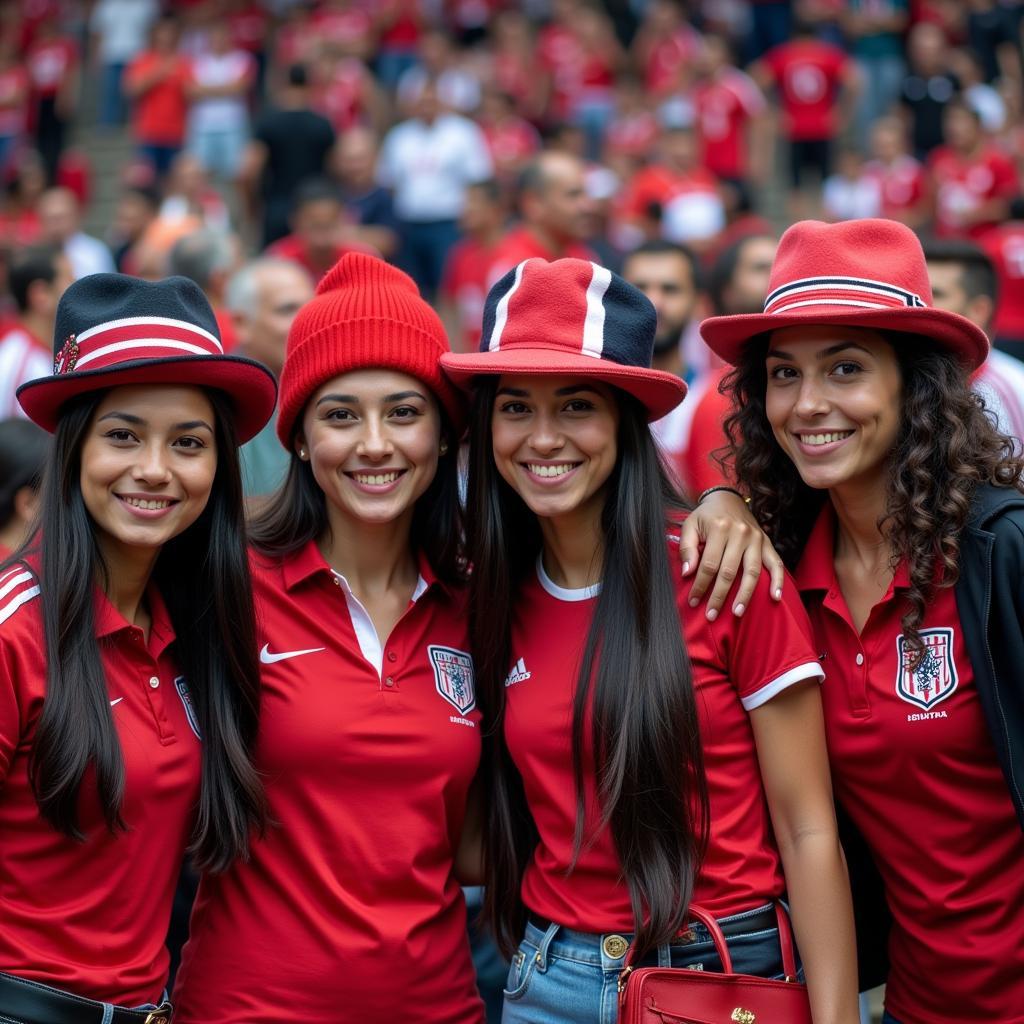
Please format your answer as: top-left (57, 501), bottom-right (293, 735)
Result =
top-left (175, 676), bottom-right (202, 738)
top-left (895, 628), bottom-right (958, 712)
top-left (428, 645), bottom-right (476, 715)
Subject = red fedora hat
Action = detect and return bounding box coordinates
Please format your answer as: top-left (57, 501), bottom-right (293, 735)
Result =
top-left (700, 219), bottom-right (990, 370)
top-left (441, 257), bottom-right (687, 422)
top-left (18, 273), bottom-right (277, 442)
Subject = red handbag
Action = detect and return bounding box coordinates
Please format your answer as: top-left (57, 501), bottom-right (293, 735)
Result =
top-left (617, 903), bottom-right (812, 1024)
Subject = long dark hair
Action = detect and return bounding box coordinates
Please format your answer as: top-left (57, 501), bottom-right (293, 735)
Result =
top-left (10, 388), bottom-right (266, 872)
top-left (248, 404), bottom-right (465, 586)
top-left (725, 332), bottom-right (1024, 661)
top-left (466, 378), bottom-right (709, 960)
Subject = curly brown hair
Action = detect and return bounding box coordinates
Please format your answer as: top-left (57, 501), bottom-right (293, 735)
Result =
top-left (722, 331), bottom-right (1024, 662)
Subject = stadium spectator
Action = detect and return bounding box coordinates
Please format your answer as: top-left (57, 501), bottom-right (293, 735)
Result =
top-left (486, 9), bottom-right (545, 123)
top-left (487, 151), bottom-right (596, 284)
top-left (823, 148), bottom-right (882, 221)
top-left (477, 87), bottom-right (541, 190)
top-left (377, 74), bottom-right (492, 299)
top-left (397, 26), bottom-right (481, 116)
top-left (965, 0), bottom-right (1022, 86)
top-left (266, 177), bottom-right (374, 284)
top-left (922, 237), bottom-right (1024, 444)
top-left (630, 0), bottom-right (703, 100)
top-left (25, 19), bottom-right (77, 184)
top-left (242, 63), bottom-right (335, 248)
top-left (37, 186), bottom-right (115, 280)
top-left (0, 244), bottom-right (71, 420)
top-left (310, 0), bottom-right (376, 63)
top-left (618, 124), bottom-right (724, 251)
top-left (953, 47), bottom-right (1007, 133)
top-left (840, 0), bottom-right (909, 147)
top-left (603, 74), bottom-right (659, 171)
top-left (330, 126), bottom-right (398, 259)
top-left (0, 151), bottom-right (45, 251)
top-left (0, 417), bottom-right (48, 559)
top-left (0, 34), bottom-right (29, 178)
top-left (88, 0), bottom-right (158, 128)
top-left (168, 228), bottom-right (240, 352)
top-left (107, 184), bottom-right (160, 274)
top-left (692, 33), bottom-right (768, 189)
top-left (124, 13), bottom-right (193, 181)
top-left (929, 96), bottom-right (1019, 239)
top-left (185, 18), bottom-right (255, 181)
top-left (978, 199), bottom-right (1024, 361)
top-left (440, 179), bottom-right (507, 354)
top-left (900, 22), bottom-right (959, 159)
top-left (863, 115), bottom-right (929, 228)
top-left (225, 257), bottom-right (313, 496)
top-left (372, 0), bottom-right (423, 90)
top-left (753, 18), bottom-right (859, 218)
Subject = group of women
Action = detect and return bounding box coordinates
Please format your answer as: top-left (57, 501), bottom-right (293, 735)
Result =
top-left (0, 217), bottom-right (1020, 1024)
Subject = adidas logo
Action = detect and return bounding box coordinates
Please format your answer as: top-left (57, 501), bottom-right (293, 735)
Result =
top-left (504, 657), bottom-right (532, 687)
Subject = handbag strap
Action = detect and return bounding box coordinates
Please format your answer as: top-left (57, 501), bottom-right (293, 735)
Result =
top-left (622, 902), bottom-right (800, 977)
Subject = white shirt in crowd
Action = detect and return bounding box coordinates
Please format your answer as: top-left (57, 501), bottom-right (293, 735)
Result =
top-left (975, 348), bottom-right (1024, 450)
top-left (188, 50), bottom-right (253, 133)
top-left (64, 232), bottom-right (116, 280)
top-left (0, 327), bottom-right (50, 421)
top-left (377, 113), bottom-right (493, 222)
top-left (89, 0), bottom-right (158, 65)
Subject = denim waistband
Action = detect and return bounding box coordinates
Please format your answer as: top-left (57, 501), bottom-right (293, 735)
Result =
top-left (520, 902), bottom-right (779, 971)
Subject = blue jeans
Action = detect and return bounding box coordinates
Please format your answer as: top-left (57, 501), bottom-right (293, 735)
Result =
top-left (502, 903), bottom-right (797, 1024)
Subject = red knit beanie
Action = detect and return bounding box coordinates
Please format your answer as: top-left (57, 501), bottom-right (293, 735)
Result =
top-left (276, 253), bottom-right (465, 446)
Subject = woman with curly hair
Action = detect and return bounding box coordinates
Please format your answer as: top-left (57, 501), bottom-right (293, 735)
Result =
top-left (702, 218), bottom-right (1024, 1024)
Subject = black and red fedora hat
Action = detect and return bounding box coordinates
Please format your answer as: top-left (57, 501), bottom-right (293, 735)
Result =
top-left (441, 257), bottom-right (687, 421)
top-left (700, 219), bottom-right (989, 370)
top-left (17, 273), bottom-right (277, 442)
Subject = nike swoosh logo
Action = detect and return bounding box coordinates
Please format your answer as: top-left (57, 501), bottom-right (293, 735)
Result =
top-left (110, 697), bottom-right (123, 707)
top-left (260, 643), bottom-right (326, 664)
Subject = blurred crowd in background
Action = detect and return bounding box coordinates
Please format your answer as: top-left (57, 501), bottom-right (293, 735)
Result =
top-left (1, 0), bottom-right (1024, 511)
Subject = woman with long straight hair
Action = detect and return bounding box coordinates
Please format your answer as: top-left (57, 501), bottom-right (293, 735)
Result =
top-left (172, 253), bottom-right (783, 1023)
top-left (0, 273), bottom-right (275, 1022)
top-left (704, 218), bottom-right (1024, 1024)
top-left (442, 257), bottom-right (859, 1024)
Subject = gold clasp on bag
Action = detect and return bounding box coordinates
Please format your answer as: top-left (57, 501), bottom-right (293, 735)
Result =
top-left (731, 1010), bottom-right (756, 1024)
top-left (617, 965), bottom-right (634, 994)
top-left (143, 1007), bottom-right (172, 1024)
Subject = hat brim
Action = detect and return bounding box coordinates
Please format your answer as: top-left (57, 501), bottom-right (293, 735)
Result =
top-left (17, 354), bottom-right (278, 443)
top-left (700, 305), bottom-right (990, 370)
top-left (440, 348), bottom-right (686, 421)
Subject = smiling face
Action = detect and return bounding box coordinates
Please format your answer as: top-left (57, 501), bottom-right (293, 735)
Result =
top-left (765, 325), bottom-right (903, 495)
top-left (491, 375), bottom-right (620, 527)
top-left (297, 369), bottom-right (442, 531)
top-left (80, 385), bottom-right (218, 565)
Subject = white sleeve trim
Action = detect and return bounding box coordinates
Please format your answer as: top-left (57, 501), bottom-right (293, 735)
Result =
top-left (740, 661), bottom-right (824, 711)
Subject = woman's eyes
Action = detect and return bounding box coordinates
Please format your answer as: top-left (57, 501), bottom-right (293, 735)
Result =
top-left (497, 400), bottom-right (595, 414)
top-left (325, 408), bottom-right (355, 421)
top-left (173, 436), bottom-right (207, 450)
top-left (105, 428), bottom-right (137, 443)
top-left (498, 401), bottom-right (529, 415)
top-left (832, 361), bottom-right (862, 377)
top-left (389, 405), bottom-right (422, 419)
top-left (768, 362), bottom-right (863, 380)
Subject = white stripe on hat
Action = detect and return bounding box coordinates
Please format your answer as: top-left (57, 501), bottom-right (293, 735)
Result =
top-left (488, 260), bottom-right (528, 352)
top-left (764, 275), bottom-right (924, 313)
top-left (75, 338), bottom-right (216, 369)
top-left (76, 315), bottom-right (222, 350)
top-left (582, 263), bottom-right (611, 358)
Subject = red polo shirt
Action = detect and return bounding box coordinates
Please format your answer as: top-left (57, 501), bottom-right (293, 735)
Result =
top-left (173, 541), bottom-right (484, 1024)
top-left (795, 506), bottom-right (1024, 1024)
top-left (0, 561), bottom-right (200, 1004)
top-left (504, 535), bottom-right (822, 931)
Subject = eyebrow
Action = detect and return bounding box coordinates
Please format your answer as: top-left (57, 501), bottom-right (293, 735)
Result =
top-left (766, 342), bottom-right (874, 361)
top-left (316, 390), bottom-right (428, 407)
top-left (98, 412), bottom-right (213, 432)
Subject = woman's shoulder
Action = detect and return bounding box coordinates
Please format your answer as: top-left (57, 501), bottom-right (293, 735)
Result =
top-left (968, 483), bottom-right (1024, 532)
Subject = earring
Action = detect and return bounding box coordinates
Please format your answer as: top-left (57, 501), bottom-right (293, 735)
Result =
top-left (439, 440), bottom-right (449, 455)
top-left (299, 448), bottom-right (307, 459)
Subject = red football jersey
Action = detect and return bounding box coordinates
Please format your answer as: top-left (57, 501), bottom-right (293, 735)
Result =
top-left (693, 70), bottom-right (766, 181)
top-left (796, 507), bottom-right (1024, 1024)
top-left (980, 222), bottom-right (1024, 339)
top-left (863, 156), bottom-right (926, 222)
top-left (440, 236), bottom-right (499, 352)
top-left (0, 563), bottom-right (201, 1004)
top-left (928, 145), bottom-right (1019, 239)
top-left (761, 39), bottom-right (849, 141)
top-left (505, 537), bottom-right (823, 931)
top-left (173, 542), bottom-right (484, 1023)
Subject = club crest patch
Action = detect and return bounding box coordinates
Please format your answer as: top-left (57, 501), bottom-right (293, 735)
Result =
top-left (174, 676), bottom-right (202, 738)
top-left (428, 645), bottom-right (476, 715)
top-left (895, 628), bottom-right (958, 711)
top-left (54, 334), bottom-right (79, 374)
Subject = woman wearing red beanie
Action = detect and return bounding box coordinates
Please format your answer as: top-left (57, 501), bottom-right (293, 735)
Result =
top-left (172, 252), bottom-right (783, 1022)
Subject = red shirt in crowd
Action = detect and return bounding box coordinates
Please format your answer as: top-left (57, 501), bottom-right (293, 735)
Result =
top-left (537, 23), bottom-right (615, 121)
top-left (0, 63), bottom-right (29, 139)
top-left (480, 116), bottom-right (541, 178)
top-left (228, 4), bottom-right (269, 55)
top-left (316, 57), bottom-right (374, 133)
top-left (928, 145), bottom-right (1019, 239)
top-left (693, 69), bottom-right (766, 181)
top-left (0, 564), bottom-right (201, 1005)
top-left (265, 234), bottom-right (376, 284)
top-left (796, 506), bottom-right (1024, 1024)
top-left (440, 235), bottom-right (500, 352)
top-left (605, 109), bottom-right (659, 159)
top-left (26, 34), bottom-right (76, 101)
top-left (173, 542), bottom-right (484, 1024)
top-left (486, 226), bottom-right (597, 288)
top-left (642, 24), bottom-right (703, 96)
top-left (125, 51), bottom-right (191, 148)
top-left (980, 222), bottom-right (1024, 340)
top-left (620, 163), bottom-right (722, 242)
top-left (863, 156), bottom-right (926, 223)
top-left (505, 540), bottom-right (822, 930)
top-left (760, 38), bottom-right (850, 141)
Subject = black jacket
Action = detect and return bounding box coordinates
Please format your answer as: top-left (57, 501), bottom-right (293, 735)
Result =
top-left (845, 483), bottom-right (1024, 990)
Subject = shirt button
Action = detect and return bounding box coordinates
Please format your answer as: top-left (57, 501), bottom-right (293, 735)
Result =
top-left (387, 651), bottom-right (397, 663)
top-left (855, 653), bottom-right (864, 667)
top-left (149, 675), bottom-right (160, 688)
top-left (385, 676), bottom-right (395, 687)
